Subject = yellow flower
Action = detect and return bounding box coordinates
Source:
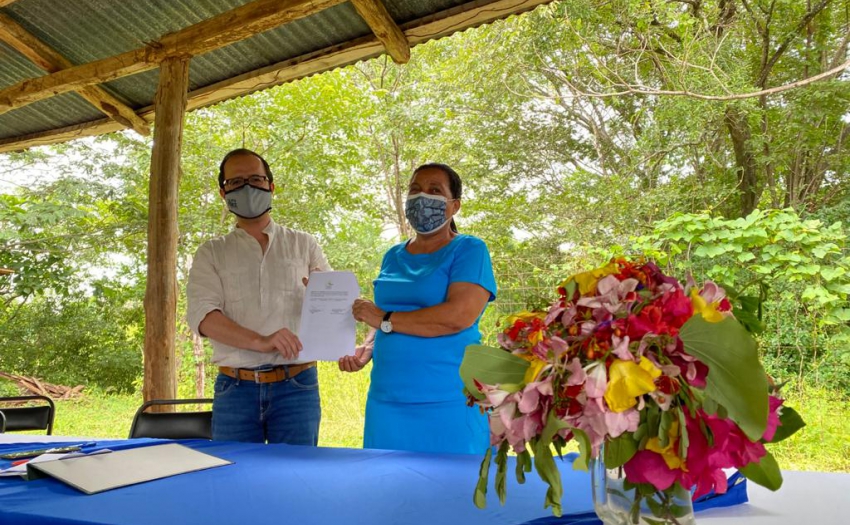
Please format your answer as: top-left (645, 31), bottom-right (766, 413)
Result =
top-left (567, 262), bottom-right (620, 295)
top-left (690, 289), bottom-right (724, 323)
top-left (603, 358), bottom-right (661, 412)
top-left (505, 311), bottom-right (545, 325)
top-left (646, 420), bottom-right (686, 470)
top-left (523, 357), bottom-right (548, 383)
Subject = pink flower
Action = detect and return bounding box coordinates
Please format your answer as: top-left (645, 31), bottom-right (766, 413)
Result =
top-left (566, 357), bottom-right (588, 386)
top-left (604, 408), bottom-right (639, 438)
top-left (583, 361), bottom-right (607, 398)
top-left (611, 335), bottom-right (634, 360)
top-left (518, 378), bottom-right (553, 414)
top-left (623, 450), bottom-right (679, 491)
top-left (763, 396), bottom-right (784, 442)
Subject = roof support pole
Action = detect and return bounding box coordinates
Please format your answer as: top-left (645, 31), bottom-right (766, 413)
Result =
top-left (143, 56), bottom-right (189, 406)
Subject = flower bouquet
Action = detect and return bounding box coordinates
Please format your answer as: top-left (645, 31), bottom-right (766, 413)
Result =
top-left (460, 258), bottom-right (805, 524)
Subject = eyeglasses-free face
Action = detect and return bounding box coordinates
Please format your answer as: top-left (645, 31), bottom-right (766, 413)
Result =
top-left (221, 175), bottom-right (270, 190)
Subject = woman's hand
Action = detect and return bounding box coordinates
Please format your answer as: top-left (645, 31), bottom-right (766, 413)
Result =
top-left (352, 298), bottom-right (384, 329)
top-left (338, 342), bottom-right (373, 372)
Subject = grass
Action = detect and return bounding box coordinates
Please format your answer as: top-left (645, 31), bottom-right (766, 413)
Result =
top-left (36, 362), bottom-right (372, 447)
top-left (8, 369), bottom-right (849, 473)
top-left (769, 385), bottom-right (850, 472)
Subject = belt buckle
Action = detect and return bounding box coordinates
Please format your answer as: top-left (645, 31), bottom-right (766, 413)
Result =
top-left (252, 366), bottom-right (275, 383)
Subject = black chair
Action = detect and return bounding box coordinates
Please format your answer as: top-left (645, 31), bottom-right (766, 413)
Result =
top-left (0, 395), bottom-right (56, 434)
top-left (128, 398), bottom-right (213, 439)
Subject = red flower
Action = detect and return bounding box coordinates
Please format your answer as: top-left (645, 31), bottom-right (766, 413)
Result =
top-left (654, 375), bottom-right (680, 395)
top-left (507, 320), bottom-right (527, 340)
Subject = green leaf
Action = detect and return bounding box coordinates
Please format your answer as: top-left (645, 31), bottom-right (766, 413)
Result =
top-left (694, 244), bottom-right (728, 258)
top-left (515, 449), bottom-right (532, 484)
top-left (541, 409), bottom-right (570, 444)
top-left (645, 494), bottom-right (664, 517)
top-left (820, 267), bottom-right (846, 281)
top-left (495, 442), bottom-right (509, 504)
top-left (533, 438), bottom-right (564, 516)
top-left (460, 344), bottom-right (530, 400)
top-left (604, 432), bottom-right (638, 468)
top-left (680, 316), bottom-right (768, 441)
top-left (658, 410), bottom-right (672, 447)
top-left (473, 446), bottom-right (493, 509)
top-left (769, 407), bottom-right (806, 443)
top-left (740, 451), bottom-right (783, 491)
top-left (571, 427), bottom-right (592, 472)
top-left (677, 408), bottom-right (689, 459)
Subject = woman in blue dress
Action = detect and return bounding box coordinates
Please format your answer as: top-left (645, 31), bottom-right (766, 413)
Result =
top-left (340, 163), bottom-right (497, 455)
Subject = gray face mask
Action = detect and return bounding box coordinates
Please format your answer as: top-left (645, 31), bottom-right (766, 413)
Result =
top-left (225, 185), bottom-right (272, 219)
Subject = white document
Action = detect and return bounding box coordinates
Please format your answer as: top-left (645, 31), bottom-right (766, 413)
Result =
top-left (298, 271), bottom-right (359, 361)
top-left (27, 443), bottom-right (230, 494)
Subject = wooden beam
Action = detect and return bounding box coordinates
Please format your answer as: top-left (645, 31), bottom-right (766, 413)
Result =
top-left (349, 0), bottom-right (409, 64)
top-left (0, 13), bottom-right (150, 136)
top-left (0, 0), bottom-right (19, 7)
top-left (143, 57), bottom-right (189, 405)
top-left (0, 0), bottom-right (346, 115)
top-left (0, 0), bottom-right (551, 154)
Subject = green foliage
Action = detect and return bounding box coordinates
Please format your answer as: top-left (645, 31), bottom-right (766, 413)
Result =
top-left (0, 290), bottom-right (143, 392)
top-left (635, 208), bottom-right (850, 391)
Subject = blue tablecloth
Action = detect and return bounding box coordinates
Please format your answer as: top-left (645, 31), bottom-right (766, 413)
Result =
top-left (0, 439), bottom-right (746, 525)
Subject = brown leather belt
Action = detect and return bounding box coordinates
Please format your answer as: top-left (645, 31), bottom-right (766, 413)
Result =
top-left (218, 362), bottom-right (316, 383)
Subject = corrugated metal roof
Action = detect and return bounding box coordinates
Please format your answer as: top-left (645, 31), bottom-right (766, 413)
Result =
top-left (0, 0), bottom-right (551, 150)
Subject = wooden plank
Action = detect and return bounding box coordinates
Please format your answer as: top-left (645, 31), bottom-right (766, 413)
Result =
top-left (0, 0), bottom-right (346, 115)
top-left (0, 12), bottom-right (150, 135)
top-left (0, 117), bottom-right (131, 153)
top-left (142, 57), bottom-right (189, 405)
top-left (350, 0), bottom-right (410, 64)
top-left (0, 0), bottom-right (552, 153)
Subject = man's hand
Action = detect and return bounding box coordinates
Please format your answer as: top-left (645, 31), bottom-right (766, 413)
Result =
top-left (352, 298), bottom-right (383, 329)
top-left (338, 342), bottom-right (373, 372)
top-left (256, 328), bottom-right (302, 359)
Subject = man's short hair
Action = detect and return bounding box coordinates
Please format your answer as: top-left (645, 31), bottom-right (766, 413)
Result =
top-left (218, 148), bottom-right (274, 188)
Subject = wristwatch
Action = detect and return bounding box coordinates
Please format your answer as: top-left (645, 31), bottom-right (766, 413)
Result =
top-left (380, 311), bottom-right (394, 334)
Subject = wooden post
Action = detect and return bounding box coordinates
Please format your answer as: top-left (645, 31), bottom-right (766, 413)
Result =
top-left (143, 57), bottom-right (189, 405)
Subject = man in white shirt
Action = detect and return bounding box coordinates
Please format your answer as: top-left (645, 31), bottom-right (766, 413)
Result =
top-left (187, 148), bottom-right (331, 444)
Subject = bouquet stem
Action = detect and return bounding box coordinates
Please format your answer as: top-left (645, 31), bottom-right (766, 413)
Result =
top-left (591, 457), bottom-right (695, 525)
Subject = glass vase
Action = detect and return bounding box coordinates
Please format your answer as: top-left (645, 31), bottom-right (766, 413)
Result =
top-left (590, 455), bottom-right (696, 525)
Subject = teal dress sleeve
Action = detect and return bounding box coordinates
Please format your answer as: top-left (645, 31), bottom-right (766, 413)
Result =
top-left (449, 236), bottom-right (497, 302)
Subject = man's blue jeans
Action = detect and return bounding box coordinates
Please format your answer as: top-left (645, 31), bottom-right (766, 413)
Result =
top-left (211, 366), bottom-right (320, 444)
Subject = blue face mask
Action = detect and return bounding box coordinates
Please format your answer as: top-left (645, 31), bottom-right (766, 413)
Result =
top-left (405, 193), bottom-right (451, 234)
top-left (225, 185), bottom-right (272, 219)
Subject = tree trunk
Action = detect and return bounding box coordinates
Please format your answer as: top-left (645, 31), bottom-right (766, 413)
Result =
top-left (725, 107), bottom-right (760, 217)
top-left (143, 57), bottom-right (189, 408)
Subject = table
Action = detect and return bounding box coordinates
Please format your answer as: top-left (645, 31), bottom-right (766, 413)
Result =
top-left (0, 437), bottom-right (845, 524)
